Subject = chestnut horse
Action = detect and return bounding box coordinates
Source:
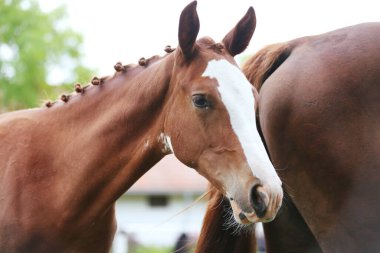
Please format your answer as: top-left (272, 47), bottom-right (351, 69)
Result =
top-left (0, 2), bottom-right (283, 253)
top-left (196, 22), bottom-right (380, 253)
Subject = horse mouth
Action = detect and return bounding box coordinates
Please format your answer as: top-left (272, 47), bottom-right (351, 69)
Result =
top-left (230, 199), bottom-right (258, 224)
top-left (229, 191), bottom-right (282, 224)
top-left (238, 211), bottom-right (256, 224)
top-left (237, 210), bottom-right (263, 224)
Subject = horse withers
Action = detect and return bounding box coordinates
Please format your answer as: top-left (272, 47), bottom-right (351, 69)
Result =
top-left (0, 2), bottom-right (282, 252)
top-left (196, 22), bottom-right (380, 253)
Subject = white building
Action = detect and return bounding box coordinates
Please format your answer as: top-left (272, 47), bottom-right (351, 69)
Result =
top-left (113, 155), bottom-right (208, 252)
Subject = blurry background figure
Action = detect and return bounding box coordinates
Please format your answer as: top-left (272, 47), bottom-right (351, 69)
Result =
top-left (173, 233), bottom-right (190, 253)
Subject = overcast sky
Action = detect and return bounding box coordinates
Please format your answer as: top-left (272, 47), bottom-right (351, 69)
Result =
top-left (39, 0), bottom-right (379, 77)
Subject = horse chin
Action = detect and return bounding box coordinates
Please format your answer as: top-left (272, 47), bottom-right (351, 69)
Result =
top-left (230, 198), bottom-right (278, 225)
top-left (229, 199), bottom-right (257, 224)
top-left (236, 214), bottom-right (255, 225)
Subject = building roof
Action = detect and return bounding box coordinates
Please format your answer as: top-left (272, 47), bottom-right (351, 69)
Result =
top-left (128, 155), bottom-right (208, 195)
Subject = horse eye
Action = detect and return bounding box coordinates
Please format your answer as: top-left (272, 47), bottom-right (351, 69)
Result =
top-left (192, 94), bottom-right (210, 109)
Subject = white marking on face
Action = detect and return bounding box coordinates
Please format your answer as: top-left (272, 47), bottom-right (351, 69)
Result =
top-left (202, 59), bottom-right (281, 186)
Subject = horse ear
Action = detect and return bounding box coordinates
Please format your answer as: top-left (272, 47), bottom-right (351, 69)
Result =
top-left (222, 7), bottom-right (256, 56)
top-left (178, 1), bottom-right (200, 60)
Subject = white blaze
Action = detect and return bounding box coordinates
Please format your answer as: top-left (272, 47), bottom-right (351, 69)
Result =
top-left (202, 59), bottom-right (281, 186)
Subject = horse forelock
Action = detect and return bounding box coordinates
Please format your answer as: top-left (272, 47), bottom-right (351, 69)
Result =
top-left (197, 37), bottom-right (229, 55)
top-left (198, 36), bottom-right (215, 46)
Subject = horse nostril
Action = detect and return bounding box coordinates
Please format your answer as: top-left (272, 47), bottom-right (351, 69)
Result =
top-left (250, 184), bottom-right (267, 218)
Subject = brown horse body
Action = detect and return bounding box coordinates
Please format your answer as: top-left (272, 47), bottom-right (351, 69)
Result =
top-left (0, 2), bottom-right (283, 252)
top-left (197, 23), bottom-right (380, 252)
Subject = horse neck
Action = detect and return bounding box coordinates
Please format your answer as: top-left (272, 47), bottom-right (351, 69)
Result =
top-left (44, 55), bottom-right (174, 220)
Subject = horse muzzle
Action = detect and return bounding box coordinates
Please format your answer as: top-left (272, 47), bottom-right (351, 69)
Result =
top-left (229, 183), bottom-right (283, 224)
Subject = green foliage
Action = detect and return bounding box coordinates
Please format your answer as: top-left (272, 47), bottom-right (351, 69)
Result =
top-left (132, 245), bottom-right (173, 253)
top-left (0, 0), bottom-right (93, 111)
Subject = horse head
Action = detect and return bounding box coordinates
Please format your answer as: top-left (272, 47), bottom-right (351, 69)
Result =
top-left (163, 1), bottom-right (283, 224)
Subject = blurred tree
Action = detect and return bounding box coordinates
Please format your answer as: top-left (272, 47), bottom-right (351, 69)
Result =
top-left (0, 0), bottom-right (93, 111)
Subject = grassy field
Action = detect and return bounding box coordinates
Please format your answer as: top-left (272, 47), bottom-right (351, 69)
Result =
top-left (131, 246), bottom-right (174, 253)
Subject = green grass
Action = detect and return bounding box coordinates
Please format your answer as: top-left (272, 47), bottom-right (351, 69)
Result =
top-left (133, 245), bottom-right (172, 253)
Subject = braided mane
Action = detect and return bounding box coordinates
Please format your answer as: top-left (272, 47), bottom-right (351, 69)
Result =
top-left (44, 45), bottom-right (176, 108)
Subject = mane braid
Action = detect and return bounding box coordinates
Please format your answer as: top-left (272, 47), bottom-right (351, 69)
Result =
top-left (43, 45), bottom-right (176, 108)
